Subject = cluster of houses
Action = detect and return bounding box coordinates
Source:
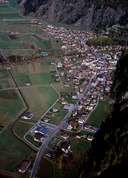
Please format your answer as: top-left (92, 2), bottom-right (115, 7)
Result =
top-left (23, 25), bottom-right (124, 154)
top-left (46, 128), bottom-right (95, 160)
top-left (30, 122), bottom-right (56, 143)
top-left (19, 24), bottom-right (126, 173)
top-left (44, 24), bottom-right (123, 131)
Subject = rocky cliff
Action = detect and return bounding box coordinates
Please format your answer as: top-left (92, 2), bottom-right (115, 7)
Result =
top-left (18, 0), bottom-right (128, 30)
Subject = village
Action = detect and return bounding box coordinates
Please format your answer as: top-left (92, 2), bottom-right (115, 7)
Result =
top-left (0, 0), bottom-right (128, 177)
top-left (43, 25), bottom-right (120, 129)
top-left (21, 24), bottom-right (124, 168)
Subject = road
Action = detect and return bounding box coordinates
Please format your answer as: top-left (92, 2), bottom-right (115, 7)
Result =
top-left (30, 67), bottom-right (96, 178)
top-left (30, 106), bottom-right (75, 178)
top-left (30, 70), bottom-right (97, 178)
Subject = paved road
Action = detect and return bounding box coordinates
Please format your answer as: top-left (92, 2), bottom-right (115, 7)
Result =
top-left (30, 70), bottom-right (95, 178)
top-left (30, 70), bottom-right (97, 178)
top-left (30, 107), bottom-right (75, 178)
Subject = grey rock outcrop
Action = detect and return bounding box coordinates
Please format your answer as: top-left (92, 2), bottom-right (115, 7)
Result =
top-left (18, 0), bottom-right (128, 30)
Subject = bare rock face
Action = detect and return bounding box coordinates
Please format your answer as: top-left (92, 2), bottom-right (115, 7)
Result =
top-left (19, 0), bottom-right (128, 30)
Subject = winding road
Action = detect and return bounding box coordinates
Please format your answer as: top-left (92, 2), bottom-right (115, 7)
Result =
top-left (30, 106), bottom-right (75, 178)
top-left (30, 70), bottom-right (97, 178)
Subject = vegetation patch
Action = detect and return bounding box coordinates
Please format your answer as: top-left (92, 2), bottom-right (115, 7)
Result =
top-left (87, 36), bottom-right (114, 46)
top-left (87, 100), bottom-right (109, 128)
top-left (0, 126), bottom-right (34, 172)
top-left (0, 89), bottom-right (25, 119)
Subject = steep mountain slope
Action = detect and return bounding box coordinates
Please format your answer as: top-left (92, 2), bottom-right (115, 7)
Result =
top-left (80, 51), bottom-right (128, 178)
top-left (19, 0), bottom-right (128, 29)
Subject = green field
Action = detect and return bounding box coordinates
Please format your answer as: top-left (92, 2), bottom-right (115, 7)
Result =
top-left (12, 61), bottom-right (55, 85)
top-left (0, 4), bottom-right (17, 13)
top-left (0, 89), bottom-right (25, 119)
top-left (0, 39), bottom-right (26, 49)
top-left (0, 12), bottom-right (21, 20)
top-left (0, 67), bottom-right (26, 129)
top-left (21, 86), bottom-right (58, 121)
top-left (0, 68), bottom-right (14, 89)
top-left (14, 72), bottom-right (55, 86)
top-left (0, 32), bottom-right (10, 40)
top-left (14, 121), bottom-right (33, 138)
top-left (0, 3), bottom-right (21, 20)
top-left (87, 100), bottom-right (109, 128)
top-left (0, 34), bottom-right (35, 49)
top-left (2, 49), bottom-right (35, 57)
top-left (9, 0), bottom-right (18, 7)
top-left (0, 61), bottom-right (60, 172)
top-left (0, 1), bottom-right (64, 174)
top-left (48, 109), bottom-right (66, 125)
top-left (0, 21), bottom-right (41, 34)
top-left (0, 126), bottom-right (35, 171)
top-left (70, 137), bottom-right (91, 154)
top-left (44, 102), bottom-right (67, 125)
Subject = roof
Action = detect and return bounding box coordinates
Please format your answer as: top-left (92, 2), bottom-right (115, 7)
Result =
top-left (35, 125), bottom-right (49, 135)
top-left (61, 141), bottom-right (70, 150)
top-left (18, 160), bottom-right (31, 173)
top-left (23, 112), bottom-right (33, 118)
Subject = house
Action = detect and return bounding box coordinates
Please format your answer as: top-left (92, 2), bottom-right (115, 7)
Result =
top-left (61, 141), bottom-right (72, 154)
top-left (78, 118), bottom-right (85, 125)
top-left (21, 112), bottom-right (33, 120)
top-left (52, 108), bottom-right (59, 113)
top-left (18, 160), bottom-right (31, 174)
top-left (34, 132), bottom-right (44, 142)
top-left (34, 124), bottom-right (49, 136)
top-left (87, 136), bottom-right (94, 142)
top-left (41, 52), bottom-right (48, 57)
top-left (67, 124), bottom-right (73, 130)
top-left (57, 62), bottom-right (63, 68)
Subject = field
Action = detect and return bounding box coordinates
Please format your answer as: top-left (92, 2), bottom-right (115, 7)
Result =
top-left (13, 121), bottom-right (33, 138)
top-left (0, 0), bottom-right (64, 175)
top-left (46, 134), bottom-right (91, 178)
top-left (0, 90), bottom-right (24, 118)
top-left (0, 4), bottom-right (17, 13)
top-left (70, 138), bottom-right (91, 154)
top-left (0, 21), bottom-right (41, 34)
top-left (0, 68), bottom-right (25, 127)
top-left (0, 126), bottom-right (35, 172)
top-left (42, 101), bottom-right (67, 125)
top-left (0, 61), bottom-right (61, 171)
top-left (12, 60), bottom-right (55, 86)
top-left (87, 100), bottom-right (110, 128)
top-left (21, 86), bottom-right (58, 121)
top-left (10, 60), bottom-right (59, 122)
top-left (37, 158), bottom-right (62, 178)
top-left (0, 1), bottom-right (62, 59)
top-left (0, 32), bottom-right (52, 51)
top-left (9, 0), bottom-right (18, 7)
top-left (0, 23), bottom-right (61, 57)
top-left (0, 4), bottom-right (21, 19)
top-left (0, 68), bottom-right (15, 89)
